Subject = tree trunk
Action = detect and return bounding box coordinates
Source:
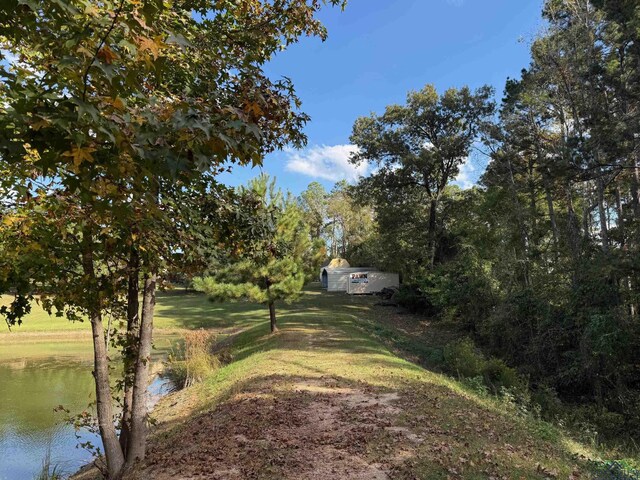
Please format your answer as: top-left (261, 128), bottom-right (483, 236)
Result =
top-left (596, 175), bottom-right (610, 253)
top-left (527, 157), bottom-right (537, 232)
top-left (631, 145), bottom-right (640, 223)
top-left (427, 198), bottom-right (438, 267)
top-left (506, 156), bottom-right (531, 287)
top-left (269, 300), bottom-right (277, 333)
top-left (331, 220), bottom-right (337, 257)
top-left (125, 273), bottom-right (156, 466)
top-left (543, 172), bottom-right (560, 258)
top-left (81, 239), bottom-right (125, 479)
top-left (119, 247), bottom-right (140, 455)
top-left (341, 221), bottom-right (347, 258)
top-left (615, 185), bottom-right (625, 248)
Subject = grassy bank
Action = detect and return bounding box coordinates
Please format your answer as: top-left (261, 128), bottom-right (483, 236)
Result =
top-left (128, 286), bottom-right (610, 479)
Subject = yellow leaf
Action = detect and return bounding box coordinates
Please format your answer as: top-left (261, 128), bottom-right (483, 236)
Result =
top-left (112, 97), bottom-right (124, 111)
top-left (31, 118), bottom-right (50, 131)
top-left (245, 102), bottom-right (264, 117)
top-left (77, 46), bottom-right (94, 58)
top-left (2, 215), bottom-right (21, 227)
top-left (137, 35), bottom-right (164, 59)
top-left (63, 146), bottom-right (97, 167)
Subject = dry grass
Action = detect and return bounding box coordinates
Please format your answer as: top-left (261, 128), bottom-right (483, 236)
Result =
top-left (165, 329), bottom-right (221, 389)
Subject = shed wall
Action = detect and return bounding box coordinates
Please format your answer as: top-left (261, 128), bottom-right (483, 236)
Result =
top-left (322, 267), bottom-right (378, 292)
top-left (347, 271), bottom-right (400, 294)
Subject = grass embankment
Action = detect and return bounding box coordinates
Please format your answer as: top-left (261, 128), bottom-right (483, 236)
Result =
top-left (129, 286), bottom-right (603, 480)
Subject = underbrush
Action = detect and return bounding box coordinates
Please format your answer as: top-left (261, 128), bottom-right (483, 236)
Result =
top-left (165, 330), bottom-right (223, 389)
top-left (364, 311), bottom-right (640, 467)
top-left (443, 337), bottom-right (640, 463)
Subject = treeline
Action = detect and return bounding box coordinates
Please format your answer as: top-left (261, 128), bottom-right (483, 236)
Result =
top-left (326, 0), bottom-right (640, 449)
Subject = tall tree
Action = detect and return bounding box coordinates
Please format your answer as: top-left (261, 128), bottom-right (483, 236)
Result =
top-left (350, 84), bottom-right (495, 266)
top-left (326, 180), bottom-right (374, 259)
top-left (299, 182), bottom-right (328, 241)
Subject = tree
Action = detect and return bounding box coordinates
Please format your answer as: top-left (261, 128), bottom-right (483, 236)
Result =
top-left (325, 180), bottom-right (375, 259)
top-left (347, 0), bottom-right (640, 447)
top-left (299, 181), bottom-right (328, 241)
top-left (194, 175), bottom-right (319, 333)
top-left (350, 84), bottom-right (495, 267)
top-left (0, 0), bottom-right (344, 477)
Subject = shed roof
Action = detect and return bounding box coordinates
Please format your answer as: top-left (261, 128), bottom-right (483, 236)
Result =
top-left (321, 267), bottom-right (377, 274)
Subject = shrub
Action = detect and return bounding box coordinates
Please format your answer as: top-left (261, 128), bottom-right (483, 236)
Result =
top-left (443, 338), bottom-right (485, 378)
top-left (394, 284), bottom-right (433, 314)
top-left (444, 338), bottom-right (527, 396)
top-left (531, 384), bottom-right (564, 420)
top-left (165, 330), bottom-right (220, 389)
top-left (483, 357), bottom-right (523, 392)
top-left (463, 375), bottom-right (489, 397)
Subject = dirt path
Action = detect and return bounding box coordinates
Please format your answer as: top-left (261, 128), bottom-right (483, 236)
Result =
top-left (137, 376), bottom-right (411, 480)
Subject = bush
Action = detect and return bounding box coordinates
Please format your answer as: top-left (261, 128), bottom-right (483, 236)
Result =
top-left (444, 338), bottom-right (527, 397)
top-left (429, 253), bottom-right (496, 330)
top-left (443, 338), bottom-right (485, 378)
top-left (531, 384), bottom-right (564, 420)
top-left (483, 357), bottom-right (522, 392)
top-left (165, 330), bottom-right (220, 389)
top-left (463, 375), bottom-right (489, 397)
top-left (394, 284), bottom-right (434, 314)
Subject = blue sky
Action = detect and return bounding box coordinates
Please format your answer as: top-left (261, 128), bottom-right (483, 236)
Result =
top-left (219, 0), bottom-right (545, 194)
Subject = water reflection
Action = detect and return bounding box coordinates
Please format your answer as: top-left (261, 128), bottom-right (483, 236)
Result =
top-left (0, 337), bottom-right (176, 480)
top-left (0, 359), bottom-right (99, 479)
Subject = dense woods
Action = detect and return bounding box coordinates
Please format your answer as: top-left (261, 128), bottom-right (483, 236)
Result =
top-left (337, 0), bottom-right (640, 450)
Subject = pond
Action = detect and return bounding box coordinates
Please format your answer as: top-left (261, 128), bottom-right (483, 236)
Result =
top-left (0, 338), bottom-right (175, 480)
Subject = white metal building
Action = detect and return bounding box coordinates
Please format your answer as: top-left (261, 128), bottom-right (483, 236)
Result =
top-left (346, 271), bottom-right (400, 295)
top-left (320, 266), bottom-right (378, 292)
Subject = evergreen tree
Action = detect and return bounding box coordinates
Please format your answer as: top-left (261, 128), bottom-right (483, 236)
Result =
top-left (195, 175), bottom-right (319, 332)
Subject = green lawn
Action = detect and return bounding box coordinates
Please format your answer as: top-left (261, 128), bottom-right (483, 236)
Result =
top-left (4, 285), bottom-right (625, 477)
top-left (0, 289), bottom-right (270, 361)
top-left (0, 288), bottom-right (270, 334)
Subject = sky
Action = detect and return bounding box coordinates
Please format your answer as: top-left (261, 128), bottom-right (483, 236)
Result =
top-left (218, 0), bottom-right (545, 195)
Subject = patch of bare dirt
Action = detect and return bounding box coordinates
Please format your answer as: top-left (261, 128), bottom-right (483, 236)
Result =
top-left (133, 377), bottom-right (415, 480)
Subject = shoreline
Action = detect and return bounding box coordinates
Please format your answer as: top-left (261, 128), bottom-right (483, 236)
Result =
top-left (0, 327), bottom-right (185, 343)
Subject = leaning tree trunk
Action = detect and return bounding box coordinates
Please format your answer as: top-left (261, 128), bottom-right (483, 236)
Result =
top-left (81, 239), bottom-right (125, 479)
top-left (125, 272), bottom-right (156, 467)
top-left (119, 247), bottom-right (140, 456)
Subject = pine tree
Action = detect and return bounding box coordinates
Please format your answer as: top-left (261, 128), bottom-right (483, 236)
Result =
top-left (195, 175), bottom-right (319, 332)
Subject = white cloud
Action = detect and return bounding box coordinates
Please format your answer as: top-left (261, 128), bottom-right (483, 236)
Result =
top-left (453, 156), bottom-right (476, 189)
top-left (285, 144), bottom-right (368, 182)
